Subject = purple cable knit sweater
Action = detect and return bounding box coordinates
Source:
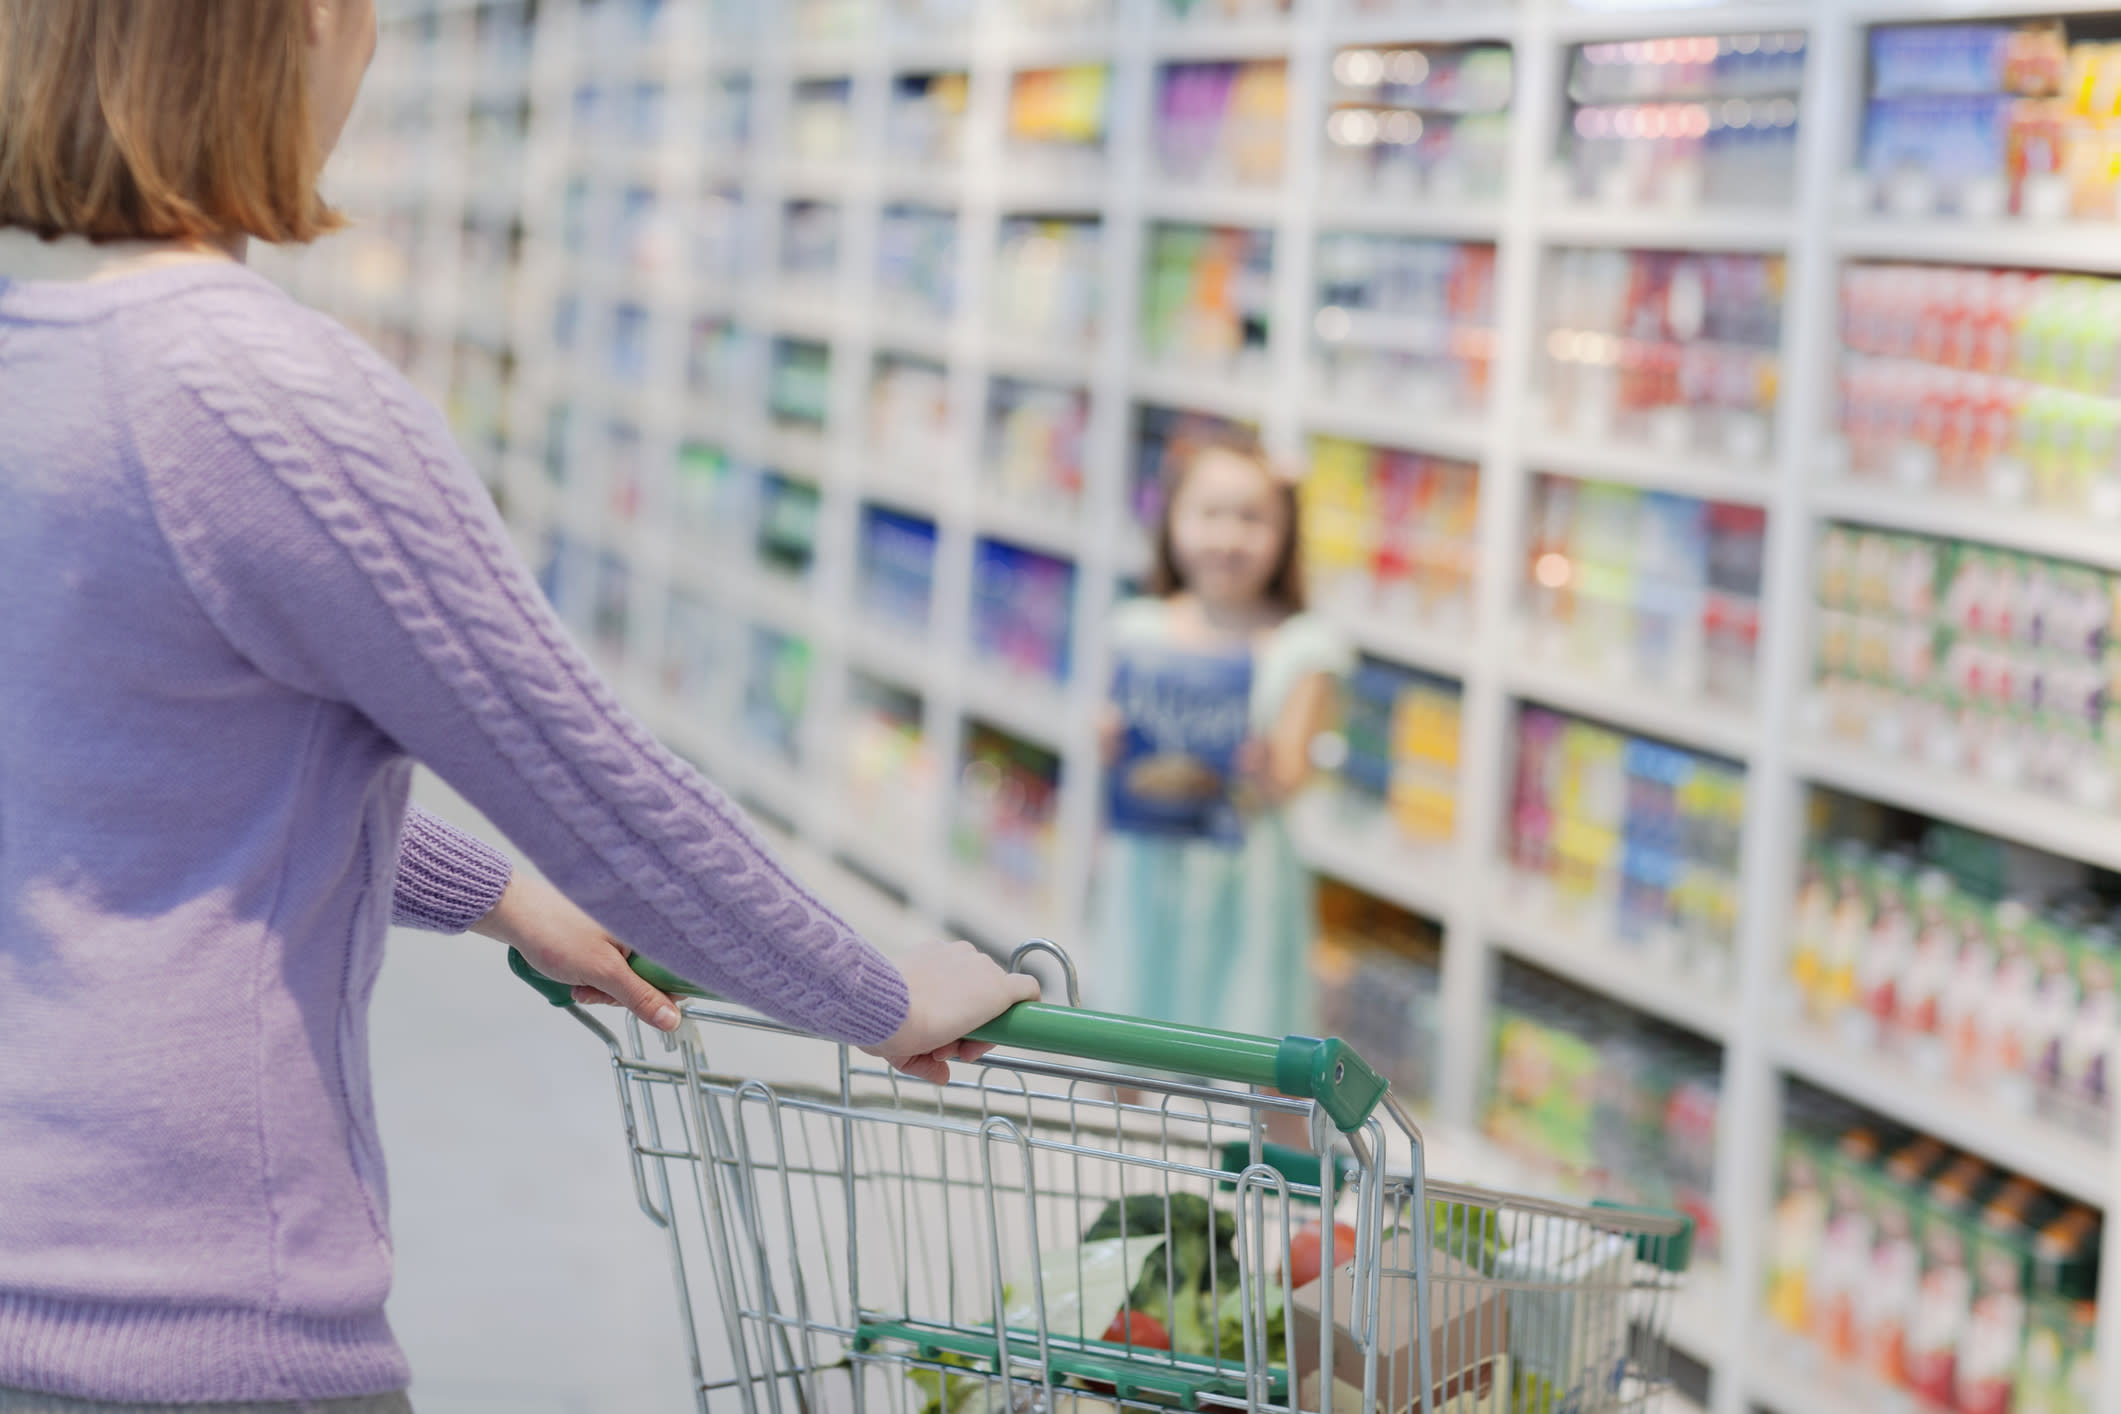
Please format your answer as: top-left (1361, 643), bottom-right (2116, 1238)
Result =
top-left (0, 261), bottom-right (910, 1403)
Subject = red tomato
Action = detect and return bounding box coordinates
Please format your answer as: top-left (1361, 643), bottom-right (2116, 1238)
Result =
top-left (1100, 1309), bottom-right (1171, 1349)
top-left (1285, 1221), bottom-right (1358, 1290)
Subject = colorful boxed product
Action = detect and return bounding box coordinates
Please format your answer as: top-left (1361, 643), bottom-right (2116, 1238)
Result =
top-left (659, 586), bottom-right (722, 712)
top-left (954, 723), bottom-right (1062, 903)
top-left (1507, 706), bottom-right (1744, 983)
top-left (1312, 234), bottom-right (1497, 412)
top-left (971, 538), bottom-right (1077, 683)
top-left (1008, 64), bottom-right (1109, 178)
top-left (1337, 656), bottom-right (1463, 845)
top-left (741, 625), bottom-right (811, 764)
top-left (887, 71), bottom-right (969, 166)
top-left (984, 376), bottom-right (1089, 516)
top-left (1837, 262), bottom-right (2121, 515)
top-left (1311, 878), bottom-right (1443, 1108)
top-left (1153, 59), bottom-right (1287, 187)
top-left (877, 203), bottom-right (958, 324)
top-left (1139, 222), bottom-right (1274, 378)
top-left (993, 215), bottom-right (1101, 347)
top-left (1106, 642), bottom-right (1253, 845)
top-left (1563, 33), bottom-right (1806, 211)
top-left (870, 355), bottom-right (953, 481)
top-left (1811, 523), bottom-right (2121, 808)
top-left (779, 199), bottom-right (840, 289)
top-left (1323, 43), bottom-right (1513, 204)
top-left (1303, 435), bottom-right (1480, 633)
top-left (1543, 247), bottom-right (1784, 462)
top-left (755, 472), bottom-right (821, 579)
top-left (788, 76), bottom-right (852, 161)
top-left (1769, 1098), bottom-right (2105, 1414)
top-left (843, 674), bottom-right (935, 842)
top-left (768, 338), bottom-right (831, 430)
top-left (1523, 475), bottom-right (1765, 709)
top-left (858, 505), bottom-right (939, 632)
top-left (1789, 799), bottom-right (2121, 1144)
top-left (1486, 964), bottom-right (1724, 1252)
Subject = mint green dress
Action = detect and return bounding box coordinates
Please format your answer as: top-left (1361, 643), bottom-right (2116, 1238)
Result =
top-left (1092, 600), bottom-right (1354, 1040)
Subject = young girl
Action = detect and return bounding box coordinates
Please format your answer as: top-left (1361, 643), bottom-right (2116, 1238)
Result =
top-left (1097, 438), bottom-right (1350, 1040)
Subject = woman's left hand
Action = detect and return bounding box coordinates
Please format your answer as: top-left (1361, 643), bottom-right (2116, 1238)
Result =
top-left (471, 870), bottom-right (684, 1032)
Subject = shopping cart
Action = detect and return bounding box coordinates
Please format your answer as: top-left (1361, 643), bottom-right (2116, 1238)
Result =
top-left (509, 940), bottom-right (1693, 1414)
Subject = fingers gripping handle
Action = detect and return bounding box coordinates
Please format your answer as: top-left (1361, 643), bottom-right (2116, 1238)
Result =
top-left (506, 946), bottom-right (704, 1009)
top-left (506, 947), bottom-right (1390, 1132)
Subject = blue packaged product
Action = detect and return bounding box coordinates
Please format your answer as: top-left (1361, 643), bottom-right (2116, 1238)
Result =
top-left (1870, 25), bottom-right (2015, 98)
top-left (1107, 645), bottom-right (1254, 845)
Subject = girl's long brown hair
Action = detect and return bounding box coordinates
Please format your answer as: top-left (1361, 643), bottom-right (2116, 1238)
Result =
top-left (1145, 434), bottom-right (1306, 613)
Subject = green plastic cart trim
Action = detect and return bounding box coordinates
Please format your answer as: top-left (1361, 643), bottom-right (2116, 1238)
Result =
top-left (1589, 1198), bottom-right (1695, 1273)
top-left (1214, 1139), bottom-right (1355, 1203)
top-left (851, 1318), bottom-right (1288, 1409)
top-left (509, 949), bottom-right (1391, 1132)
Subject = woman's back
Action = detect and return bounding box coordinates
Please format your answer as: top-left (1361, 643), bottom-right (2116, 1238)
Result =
top-left (0, 259), bottom-right (909, 1401)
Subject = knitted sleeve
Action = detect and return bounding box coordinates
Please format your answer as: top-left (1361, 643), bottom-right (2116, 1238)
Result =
top-left (393, 806), bottom-right (514, 934)
top-left (116, 281), bottom-right (909, 1047)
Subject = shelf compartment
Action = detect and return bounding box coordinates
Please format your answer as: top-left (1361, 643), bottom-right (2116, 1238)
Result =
top-left (1506, 656), bottom-right (1755, 763)
top-left (1303, 399), bottom-right (1489, 463)
top-left (1770, 1020), bottom-right (2110, 1207)
top-left (1541, 205), bottom-right (1795, 253)
top-left (1487, 889), bottom-right (1736, 1043)
top-left (1287, 791), bottom-right (1456, 922)
top-left (961, 663), bottom-right (1072, 751)
top-left (1521, 433), bottom-right (1774, 506)
top-left (1330, 608), bottom-right (1471, 679)
top-left (1835, 217), bottom-right (2121, 276)
top-left (1793, 739), bottom-right (2121, 876)
top-left (1811, 477), bottom-right (2121, 573)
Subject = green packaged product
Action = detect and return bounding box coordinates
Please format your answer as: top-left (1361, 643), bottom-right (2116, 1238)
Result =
top-left (1810, 1125), bottom-right (1888, 1362)
top-left (1955, 1176), bottom-right (2055, 1414)
top-left (1906, 1154), bottom-right (2002, 1406)
top-left (1856, 1134), bottom-right (1948, 1386)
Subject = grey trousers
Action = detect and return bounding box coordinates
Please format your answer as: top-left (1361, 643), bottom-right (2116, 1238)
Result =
top-left (0, 1392), bottom-right (411, 1414)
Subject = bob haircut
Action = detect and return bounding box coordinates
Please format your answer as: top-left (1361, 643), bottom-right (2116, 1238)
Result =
top-left (0, 0), bottom-right (342, 244)
top-left (1146, 434), bottom-right (1307, 614)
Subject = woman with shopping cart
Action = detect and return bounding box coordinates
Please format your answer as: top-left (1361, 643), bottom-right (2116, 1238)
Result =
top-left (0, 3), bottom-right (1036, 1409)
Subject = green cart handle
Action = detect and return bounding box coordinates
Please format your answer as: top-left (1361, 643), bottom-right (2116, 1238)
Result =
top-left (507, 947), bottom-right (1389, 1133)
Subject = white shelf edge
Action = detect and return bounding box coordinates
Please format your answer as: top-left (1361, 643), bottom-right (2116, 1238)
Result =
top-left (1506, 654), bottom-right (1756, 763)
top-left (1770, 1019), bottom-right (2111, 1206)
top-left (1793, 737), bottom-right (2121, 876)
top-left (973, 495), bottom-right (1086, 563)
top-left (960, 664), bottom-right (1072, 751)
top-left (1521, 433), bottom-right (1775, 506)
top-left (1140, 183), bottom-right (1287, 228)
top-left (1741, 1325), bottom-right (1874, 1414)
top-left (1303, 399), bottom-right (1491, 463)
top-left (1286, 790), bottom-right (1457, 921)
top-left (1312, 200), bottom-right (1505, 242)
top-left (1811, 477), bottom-right (2121, 571)
top-left (1541, 205), bottom-right (1794, 253)
top-left (1132, 364), bottom-right (1274, 422)
top-left (1147, 21), bottom-right (1297, 61)
top-left (1486, 889), bottom-right (1736, 1043)
top-left (1331, 608), bottom-right (1472, 678)
top-left (1834, 216), bottom-right (2121, 275)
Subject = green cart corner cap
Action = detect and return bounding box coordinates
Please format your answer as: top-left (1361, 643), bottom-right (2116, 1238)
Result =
top-left (1272, 1035), bottom-right (1388, 1133)
top-left (1590, 1198), bottom-right (1695, 1274)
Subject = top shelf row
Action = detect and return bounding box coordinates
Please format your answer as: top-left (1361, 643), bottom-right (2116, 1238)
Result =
top-left (369, 4), bottom-right (2121, 245)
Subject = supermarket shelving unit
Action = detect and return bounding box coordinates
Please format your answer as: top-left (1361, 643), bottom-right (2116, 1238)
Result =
top-left (257, 0), bottom-right (2121, 1410)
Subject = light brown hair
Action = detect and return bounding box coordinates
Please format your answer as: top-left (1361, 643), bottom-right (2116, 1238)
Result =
top-left (1147, 434), bottom-right (1307, 613)
top-left (0, 0), bottom-right (341, 244)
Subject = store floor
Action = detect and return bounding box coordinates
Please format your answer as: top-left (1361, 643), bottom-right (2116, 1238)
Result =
top-left (373, 778), bottom-right (707, 1413)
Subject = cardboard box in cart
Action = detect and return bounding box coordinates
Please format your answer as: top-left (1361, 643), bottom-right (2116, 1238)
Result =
top-left (1287, 1232), bottom-right (1510, 1414)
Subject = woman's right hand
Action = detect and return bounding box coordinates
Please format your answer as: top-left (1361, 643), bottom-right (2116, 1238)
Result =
top-left (863, 939), bottom-right (1044, 1084)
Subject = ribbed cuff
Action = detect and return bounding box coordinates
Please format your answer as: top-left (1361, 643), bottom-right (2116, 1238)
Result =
top-left (390, 807), bottom-right (513, 934)
top-left (0, 1289), bottom-right (408, 1404)
top-left (818, 947), bottom-right (910, 1048)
